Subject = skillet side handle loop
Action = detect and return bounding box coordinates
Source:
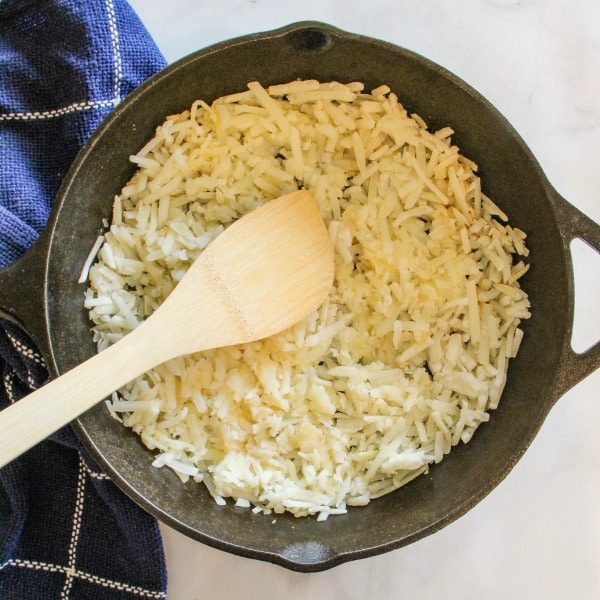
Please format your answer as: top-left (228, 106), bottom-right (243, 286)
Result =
top-left (0, 228), bottom-right (53, 363)
top-left (550, 190), bottom-right (600, 398)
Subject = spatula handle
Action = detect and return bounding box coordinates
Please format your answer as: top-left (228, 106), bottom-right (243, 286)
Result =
top-left (0, 326), bottom-right (158, 468)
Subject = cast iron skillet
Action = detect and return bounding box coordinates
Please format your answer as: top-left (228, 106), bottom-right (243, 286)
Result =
top-left (1, 22), bottom-right (599, 572)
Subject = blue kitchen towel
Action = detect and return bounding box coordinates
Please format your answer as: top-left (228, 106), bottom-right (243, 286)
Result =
top-left (0, 1), bottom-right (168, 598)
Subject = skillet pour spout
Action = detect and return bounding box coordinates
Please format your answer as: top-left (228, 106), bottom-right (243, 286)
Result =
top-left (0, 21), bottom-right (599, 571)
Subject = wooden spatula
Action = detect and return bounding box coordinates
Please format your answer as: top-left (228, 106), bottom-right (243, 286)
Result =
top-left (0, 190), bottom-right (334, 468)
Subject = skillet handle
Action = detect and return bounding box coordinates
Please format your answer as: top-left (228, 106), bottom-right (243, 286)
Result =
top-left (0, 227), bottom-right (53, 364)
top-left (549, 190), bottom-right (600, 398)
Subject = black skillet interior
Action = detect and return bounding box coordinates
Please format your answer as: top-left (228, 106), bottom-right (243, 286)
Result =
top-left (44, 22), bottom-right (568, 571)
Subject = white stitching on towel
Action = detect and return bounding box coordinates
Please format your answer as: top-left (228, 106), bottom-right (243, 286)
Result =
top-left (0, 559), bottom-right (166, 599)
top-left (82, 459), bottom-right (111, 481)
top-left (3, 372), bottom-right (15, 404)
top-left (0, 99), bottom-right (119, 122)
top-left (104, 0), bottom-right (123, 101)
top-left (60, 456), bottom-right (87, 599)
top-left (6, 332), bottom-right (45, 366)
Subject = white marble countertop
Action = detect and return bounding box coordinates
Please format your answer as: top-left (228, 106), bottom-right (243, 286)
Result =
top-left (127, 1), bottom-right (600, 598)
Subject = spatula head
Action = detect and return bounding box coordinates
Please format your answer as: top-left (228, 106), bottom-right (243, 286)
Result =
top-left (158, 190), bottom-right (334, 356)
